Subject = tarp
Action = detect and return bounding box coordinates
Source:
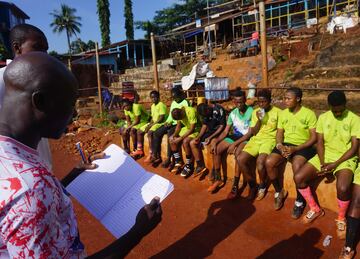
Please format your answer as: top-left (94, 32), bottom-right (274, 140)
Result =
top-left (184, 29), bottom-right (204, 39)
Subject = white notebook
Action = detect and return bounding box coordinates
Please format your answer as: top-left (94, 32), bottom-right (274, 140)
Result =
top-left (66, 144), bottom-right (174, 238)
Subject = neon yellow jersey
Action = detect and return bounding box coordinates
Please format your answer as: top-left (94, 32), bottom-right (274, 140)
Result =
top-left (250, 106), bottom-right (281, 140)
top-left (178, 106), bottom-right (198, 129)
top-left (151, 101), bottom-right (167, 123)
top-left (124, 103), bottom-right (149, 123)
top-left (278, 106), bottom-right (317, 145)
top-left (316, 110), bottom-right (360, 160)
top-left (165, 99), bottom-right (189, 125)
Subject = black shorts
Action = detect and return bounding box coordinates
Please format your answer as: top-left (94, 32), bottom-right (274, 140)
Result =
top-left (200, 131), bottom-right (214, 142)
top-left (272, 143), bottom-right (316, 161)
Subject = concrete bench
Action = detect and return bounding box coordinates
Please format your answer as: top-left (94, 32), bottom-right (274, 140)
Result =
top-left (135, 135), bottom-right (338, 211)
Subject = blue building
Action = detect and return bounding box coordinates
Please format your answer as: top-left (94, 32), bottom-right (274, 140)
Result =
top-left (72, 39), bottom-right (153, 73)
top-left (0, 1), bottom-right (29, 54)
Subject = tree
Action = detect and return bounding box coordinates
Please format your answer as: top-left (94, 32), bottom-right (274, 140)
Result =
top-left (87, 40), bottom-right (96, 50)
top-left (135, 0), bottom-right (218, 36)
top-left (48, 50), bottom-right (59, 57)
top-left (50, 4), bottom-right (82, 55)
top-left (124, 0), bottom-right (134, 40)
top-left (97, 0), bottom-right (111, 47)
top-left (70, 38), bottom-right (87, 54)
top-left (135, 20), bottom-right (157, 40)
top-left (0, 41), bottom-right (10, 61)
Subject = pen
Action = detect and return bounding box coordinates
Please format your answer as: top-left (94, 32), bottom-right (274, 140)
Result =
top-left (75, 142), bottom-right (88, 163)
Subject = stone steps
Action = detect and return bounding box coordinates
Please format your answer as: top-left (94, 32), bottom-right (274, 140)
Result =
top-left (291, 77), bottom-right (360, 88)
top-left (294, 65), bottom-right (360, 80)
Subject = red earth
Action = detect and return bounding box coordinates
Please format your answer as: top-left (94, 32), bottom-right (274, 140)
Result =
top-left (51, 129), bottom-right (357, 258)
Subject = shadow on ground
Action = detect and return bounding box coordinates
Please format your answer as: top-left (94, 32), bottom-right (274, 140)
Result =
top-left (150, 197), bottom-right (256, 258)
top-left (256, 227), bottom-right (323, 259)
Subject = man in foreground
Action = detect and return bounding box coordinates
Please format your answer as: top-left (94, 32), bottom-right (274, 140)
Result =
top-left (0, 23), bottom-right (52, 169)
top-left (0, 52), bottom-right (161, 258)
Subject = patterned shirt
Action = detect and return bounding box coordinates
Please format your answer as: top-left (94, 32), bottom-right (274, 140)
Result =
top-left (203, 104), bottom-right (226, 131)
top-left (0, 136), bottom-right (85, 259)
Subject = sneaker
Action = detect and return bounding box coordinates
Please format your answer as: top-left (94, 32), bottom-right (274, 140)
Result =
top-left (291, 202), bottom-right (306, 219)
top-left (335, 219), bottom-right (346, 240)
top-left (256, 188), bottom-right (267, 201)
top-left (193, 165), bottom-right (207, 178)
top-left (144, 155), bottom-right (153, 163)
top-left (207, 180), bottom-right (222, 193)
top-left (168, 159), bottom-right (176, 172)
top-left (274, 189), bottom-right (288, 210)
top-left (209, 168), bottom-right (216, 183)
top-left (171, 162), bottom-right (183, 174)
top-left (246, 186), bottom-right (258, 201)
top-left (227, 186), bottom-right (238, 200)
top-left (302, 209), bottom-right (325, 224)
top-left (162, 158), bottom-right (172, 168)
top-left (339, 247), bottom-right (355, 259)
top-left (130, 149), bottom-right (144, 160)
top-left (181, 164), bottom-right (194, 178)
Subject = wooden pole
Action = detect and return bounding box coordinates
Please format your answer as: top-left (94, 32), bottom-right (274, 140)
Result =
top-left (95, 42), bottom-right (103, 115)
top-left (259, 1), bottom-right (269, 87)
top-left (150, 33), bottom-right (159, 91)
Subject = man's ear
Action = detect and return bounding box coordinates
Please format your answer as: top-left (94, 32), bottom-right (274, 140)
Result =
top-left (32, 91), bottom-right (46, 112)
top-left (12, 41), bottom-right (21, 56)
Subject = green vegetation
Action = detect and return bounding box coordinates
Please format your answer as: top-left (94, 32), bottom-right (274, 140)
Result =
top-left (124, 0), bottom-right (134, 40)
top-left (136, 0), bottom-right (224, 36)
top-left (50, 4), bottom-right (82, 55)
top-left (97, 0), bottom-right (111, 47)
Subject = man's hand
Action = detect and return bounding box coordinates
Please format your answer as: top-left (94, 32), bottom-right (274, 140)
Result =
top-left (203, 138), bottom-right (210, 146)
top-left (145, 125), bottom-right (152, 133)
top-left (132, 197), bottom-right (162, 237)
top-left (320, 162), bottom-right (337, 174)
top-left (210, 142), bottom-right (217, 154)
top-left (193, 138), bottom-right (200, 145)
top-left (227, 143), bottom-right (237, 155)
top-left (282, 145), bottom-right (295, 159)
top-left (173, 137), bottom-right (182, 145)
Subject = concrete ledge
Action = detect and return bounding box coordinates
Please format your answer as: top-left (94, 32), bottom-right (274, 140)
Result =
top-left (138, 136), bottom-right (337, 212)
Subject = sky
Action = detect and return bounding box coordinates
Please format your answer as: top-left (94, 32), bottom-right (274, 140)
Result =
top-left (8, 0), bottom-right (180, 53)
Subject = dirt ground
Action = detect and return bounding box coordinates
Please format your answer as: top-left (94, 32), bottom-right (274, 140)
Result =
top-left (51, 129), bottom-right (358, 258)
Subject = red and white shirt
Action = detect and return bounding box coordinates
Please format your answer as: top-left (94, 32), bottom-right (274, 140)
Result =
top-left (0, 136), bottom-right (85, 258)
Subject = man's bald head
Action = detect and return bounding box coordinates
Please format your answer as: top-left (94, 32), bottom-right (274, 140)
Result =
top-left (3, 52), bottom-right (78, 139)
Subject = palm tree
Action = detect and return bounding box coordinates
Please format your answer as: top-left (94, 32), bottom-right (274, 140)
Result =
top-left (50, 4), bottom-right (82, 55)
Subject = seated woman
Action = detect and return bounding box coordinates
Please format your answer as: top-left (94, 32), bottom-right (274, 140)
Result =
top-left (120, 98), bottom-right (149, 154)
top-left (295, 91), bottom-right (360, 240)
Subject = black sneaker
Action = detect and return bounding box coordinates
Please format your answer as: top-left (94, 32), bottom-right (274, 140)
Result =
top-left (227, 185), bottom-right (238, 200)
top-left (292, 202), bottom-right (306, 219)
top-left (168, 159), bottom-right (175, 172)
top-left (162, 158), bottom-right (172, 168)
top-left (181, 164), bottom-right (193, 178)
top-left (193, 165), bottom-right (207, 178)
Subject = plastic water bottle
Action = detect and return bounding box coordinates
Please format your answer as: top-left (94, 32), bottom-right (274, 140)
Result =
top-left (323, 235), bottom-right (332, 247)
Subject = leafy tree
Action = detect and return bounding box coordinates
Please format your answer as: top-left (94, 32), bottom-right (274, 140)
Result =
top-left (0, 42), bottom-right (10, 61)
top-left (50, 4), bottom-right (82, 55)
top-left (87, 40), bottom-right (96, 50)
top-left (48, 50), bottom-right (59, 57)
top-left (136, 0), bottom-right (223, 36)
top-left (134, 20), bottom-right (157, 39)
top-left (97, 0), bottom-right (111, 47)
top-left (70, 38), bottom-right (87, 54)
top-left (124, 0), bottom-right (134, 40)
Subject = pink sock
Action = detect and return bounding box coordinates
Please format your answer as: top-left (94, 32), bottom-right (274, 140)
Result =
top-left (298, 187), bottom-right (321, 212)
top-left (337, 199), bottom-right (350, 221)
